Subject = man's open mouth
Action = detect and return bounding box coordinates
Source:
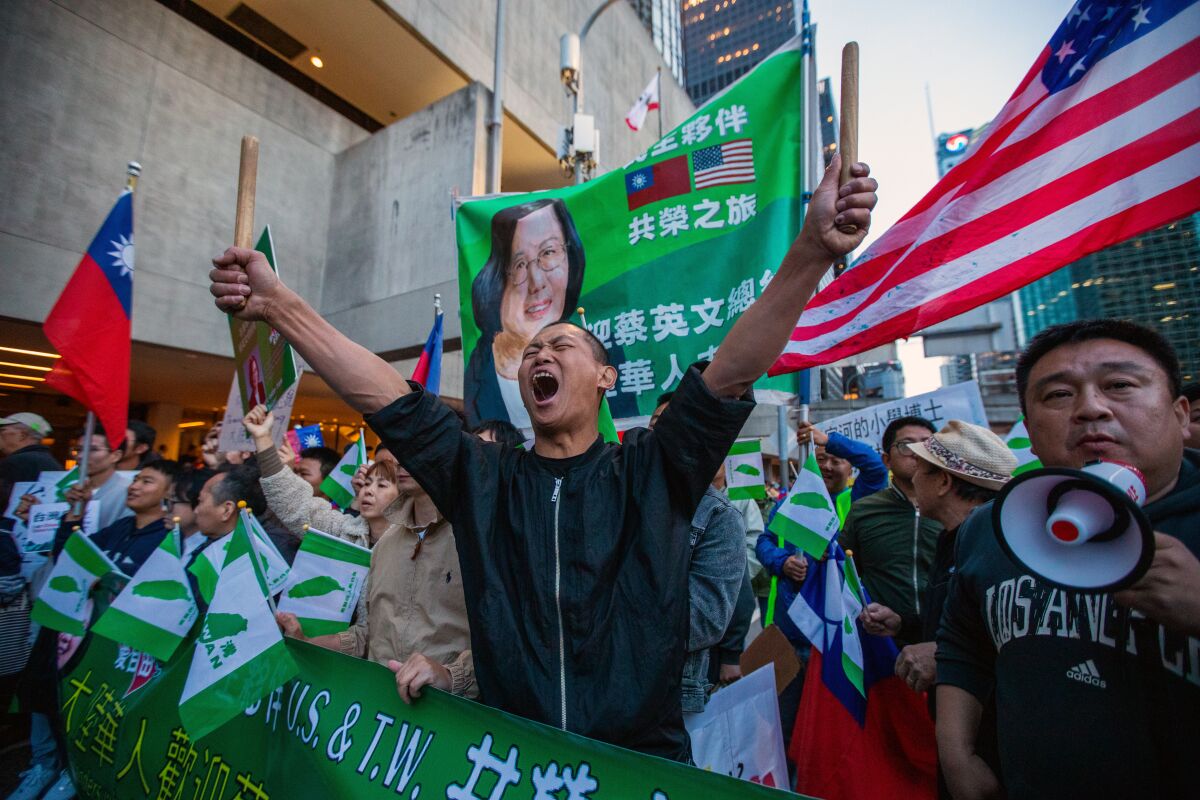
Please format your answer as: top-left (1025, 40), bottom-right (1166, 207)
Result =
top-left (532, 370), bottom-right (560, 404)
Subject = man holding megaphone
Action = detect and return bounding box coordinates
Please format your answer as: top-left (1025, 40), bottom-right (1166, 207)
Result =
top-left (935, 319), bottom-right (1200, 800)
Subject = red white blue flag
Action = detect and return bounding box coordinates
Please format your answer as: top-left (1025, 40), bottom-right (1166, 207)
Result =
top-left (411, 309), bottom-right (444, 395)
top-left (773, 0), bottom-right (1200, 373)
top-left (692, 138), bottom-right (756, 189)
top-left (44, 191), bottom-right (134, 445)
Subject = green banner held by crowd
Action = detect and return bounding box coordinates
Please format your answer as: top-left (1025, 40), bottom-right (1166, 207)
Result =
top-left (455, 39), bottom-right (805, 428)
top-left (62, 633), bottom-right (802, 799)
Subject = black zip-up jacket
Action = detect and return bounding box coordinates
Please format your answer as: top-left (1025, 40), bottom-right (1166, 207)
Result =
top-left (937, 449), bottom-right (1200, 799)
top-left (54, 514), bottom-right (170, 575)
top-left (369, 364), bottom-right (753, 760)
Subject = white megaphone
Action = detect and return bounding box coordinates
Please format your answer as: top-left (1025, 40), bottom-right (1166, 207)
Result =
top-left (993, 460), bottom-right (1154, 592)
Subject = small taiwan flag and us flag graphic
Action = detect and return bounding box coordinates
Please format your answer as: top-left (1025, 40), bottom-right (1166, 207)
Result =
top-left (625, 138), bottom-right (756, 210)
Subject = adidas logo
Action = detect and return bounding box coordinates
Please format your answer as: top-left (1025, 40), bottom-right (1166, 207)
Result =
top-left (1066, 659), bottom-right (1107, 688)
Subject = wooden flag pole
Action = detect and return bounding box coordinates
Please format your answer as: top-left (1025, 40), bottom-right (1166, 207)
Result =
top-left (234, 136), bottom-right (259, 249)
top-left (228, 135), bottom-right (259, 313)
top-left (838, 41), bottom-right (859, 234)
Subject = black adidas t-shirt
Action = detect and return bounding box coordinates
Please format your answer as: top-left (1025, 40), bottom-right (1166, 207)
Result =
top-left (936, 451), bottom-right (1200, 800)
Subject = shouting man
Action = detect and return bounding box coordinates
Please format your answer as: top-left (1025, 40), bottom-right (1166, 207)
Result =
top-left (208, 157), bottom-right (877, 760)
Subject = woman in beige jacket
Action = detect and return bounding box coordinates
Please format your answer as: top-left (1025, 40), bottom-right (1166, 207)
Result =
top-left (242, 405), bottom-right (476, 701)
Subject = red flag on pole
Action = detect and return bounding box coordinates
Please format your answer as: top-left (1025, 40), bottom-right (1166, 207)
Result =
top-left (44, 190), bottom-right (134, 445)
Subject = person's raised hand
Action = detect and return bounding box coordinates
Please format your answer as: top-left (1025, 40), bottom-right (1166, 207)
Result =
top-left (1115, 532), bottom-right (1200, 637)
top-left (209, 246), bottom-right (284, 321)
top-left (797, 154), bottom-right (877, 262)
top-left (275, 612), bottom-right (307, 641)
top-left (796, 420), bottom-right (828, 448)
top-left (242, 404), bottom-right (274, 442)
top-left (387, 653), bottom-right (452, 704)
top-left (350, 463), bottom-right (370, 495)
top-left (14, 493), bottom-right (39, 523)
top-left (860, 602), bottom-right (901, 637)
top-left (783, 555), bottom-right (808, 583)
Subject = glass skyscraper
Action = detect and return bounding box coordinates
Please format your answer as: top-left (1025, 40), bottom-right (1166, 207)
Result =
top-left (628, 0), bottom-right (686, 84)
top-left (680, 0), bottom-right (796, 106)
top-left (1019, 213), bottom-right (1200, 383)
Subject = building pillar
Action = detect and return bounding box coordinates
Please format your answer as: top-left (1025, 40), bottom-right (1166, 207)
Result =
top-left (145, 402), bottom-right (183, 459)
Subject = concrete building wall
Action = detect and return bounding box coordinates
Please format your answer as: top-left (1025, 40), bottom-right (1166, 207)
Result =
top-left (380, 0), bottom-right (697, 171)
top-left (321, 83), bottom-right (487, 355)
top-left (2, 0), bottom-right (696, 373)
top-left (0, 0), bottom-right (367, 357)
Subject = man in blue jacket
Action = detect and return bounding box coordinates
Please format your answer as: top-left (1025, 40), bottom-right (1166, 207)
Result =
top-left (756, 420), bottom-right (887, 754)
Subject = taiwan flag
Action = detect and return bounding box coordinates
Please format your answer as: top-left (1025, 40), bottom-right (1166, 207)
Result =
top-left (411, 308), bottom-right (444, 395)
top-left (44, 191), bottom-right (134, 447)
top-left (625, 155), bottom-right (691, 210)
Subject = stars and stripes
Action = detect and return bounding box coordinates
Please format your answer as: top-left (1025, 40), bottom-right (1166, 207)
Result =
top-left (691, 139), bottom-right (756, 189)
top-left (772, 0), bottom-right (1200, 374)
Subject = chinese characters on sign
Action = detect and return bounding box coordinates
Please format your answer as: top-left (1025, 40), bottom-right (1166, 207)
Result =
top-left (816, 381), bottom-right (989, 454)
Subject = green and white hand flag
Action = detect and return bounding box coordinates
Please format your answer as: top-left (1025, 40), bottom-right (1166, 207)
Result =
top-left (277, 526), bottom-right (371, 637)
top-left (768, 449), bottom-right (840, 558)
top-left (31, 529), bottom-right (125, 636)
top-left (54, 466), bottom-right (80, 502)
top-left (725, 439), bottom-right (765, 500)
top-left (839, 551), bottom-right (866, 695)
top-left (319, 431), bottom-right (366, 509)
top-left (244, 509), bottom-right (291, 595)
top-left (92, 525), bottom-right (198, 661)
top-left (187, 536), bottom-right (229, 605)
top-left (1005, 415), bottom-right (1042, 476)
top-left (179, 514), bottom-right (297, 740)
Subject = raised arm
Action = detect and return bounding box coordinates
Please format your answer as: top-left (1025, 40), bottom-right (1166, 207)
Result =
top-left (703, 155), bottom-right (878, 398)
top-left (209, 247), bottom-right (409, 414)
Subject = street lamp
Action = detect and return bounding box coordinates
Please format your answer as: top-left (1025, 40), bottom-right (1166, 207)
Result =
top-left (559, 0), bottom-right (621, 184)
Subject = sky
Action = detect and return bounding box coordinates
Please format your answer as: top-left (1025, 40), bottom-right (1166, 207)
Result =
top-left (807, 0), bottom-right (1075, 393)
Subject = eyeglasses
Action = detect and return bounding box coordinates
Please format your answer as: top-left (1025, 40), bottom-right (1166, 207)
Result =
top-left (888, 439), bottom-right (925, 456)
top-left (69, 445), bottom-right (111, 456)
top-left (507, 241), bottom-right (566, 287)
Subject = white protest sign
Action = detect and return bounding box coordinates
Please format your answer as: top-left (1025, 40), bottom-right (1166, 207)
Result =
top-left (4, 481), bottom-right (39, 520)
top-left (22, 501), bottom-right (100, 553)
top-left (684, 663), bottom-right (789, 790)
top-left (218, 374), bottom-right (299, 453)
top-left (25, 502), bottom-right (70, 553)
top-left (817, 380), bottom-right (988, 454)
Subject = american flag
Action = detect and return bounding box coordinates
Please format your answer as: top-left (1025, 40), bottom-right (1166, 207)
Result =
top-left (772, 0), bottom-right (1200, 374)
top-left (692, 138), bottom-right (756, 189)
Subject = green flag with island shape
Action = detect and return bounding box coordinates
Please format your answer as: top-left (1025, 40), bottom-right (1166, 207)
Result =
top-left (455, 36), bottom-right (807, 428)
top-left (1005, 415), bottom-right (1043, 476)
top-left (768, 448), bottom-right (840, 559)
top-left (725, 439), bottom-right (765, 500)
top-left (31, 529), bottom-right (124, 636)
top-left (92, 525), bottom-right (198, 661)
top-left (320, 430), bottom-right (367, 509)
top-left (179, 514), bottom-right (297, 740)
top-left (277, 526), bottom-right (371, 637)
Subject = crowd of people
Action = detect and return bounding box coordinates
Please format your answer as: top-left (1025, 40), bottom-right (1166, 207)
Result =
top-left (1, 155), bottom-right (1198, 800)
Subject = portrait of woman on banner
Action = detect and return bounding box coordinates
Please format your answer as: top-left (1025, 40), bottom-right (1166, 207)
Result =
top-left (464, 199), bottom-right (584, 428)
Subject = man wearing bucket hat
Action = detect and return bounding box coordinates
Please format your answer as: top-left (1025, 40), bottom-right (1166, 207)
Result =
top-left (858, 420), bottom-right (1016, 695)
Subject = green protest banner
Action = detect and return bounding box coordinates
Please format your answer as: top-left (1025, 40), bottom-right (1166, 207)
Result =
top-left (229, 226), bottom-right (298, 411)
top-left (456, 40), bottom-right (805, 429)
top-left (62, 634), bottom-right (803, 798)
